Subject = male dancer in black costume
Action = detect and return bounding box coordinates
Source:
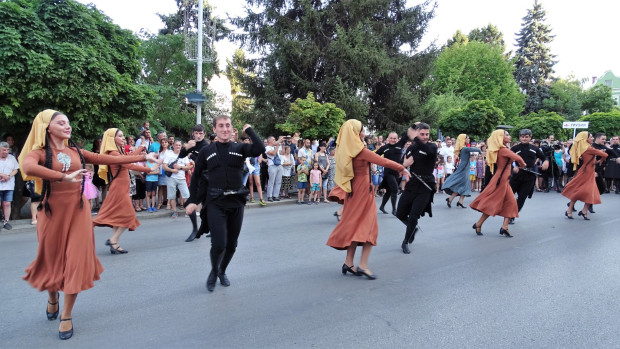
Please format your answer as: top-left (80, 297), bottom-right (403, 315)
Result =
top-left (185, 116), bottom-right (265, 292)
top-left (180, 124), bottom-right (209, 242)
top-left (508, 129), bottom-right (549, 224)
top-left (376, 132), bottom-right (407, 215)
top-left (590, 132), bottom-right (610, 213)
top-left (395, 123), bottom-right (437, 254)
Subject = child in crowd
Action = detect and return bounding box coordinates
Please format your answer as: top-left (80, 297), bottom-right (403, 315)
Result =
top-left (475, 153), bottom-right (485, 192)
top-left (435, 155), bottom-right (445, 193)
top-left (83, 164), bottom-right (100, 210)
top-left (445, 155), bottom-right (455, 179)
top-left (145, 152), bottom-right (160, 212)
top-left (296, 156), bottom-right (309, 204)
top-left (309, 161), bottom-right (322, 204)
top-left (469, 154), bottom-right (477, 191)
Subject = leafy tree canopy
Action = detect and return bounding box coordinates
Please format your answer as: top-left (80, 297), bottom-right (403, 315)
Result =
top-left (581, 84), bottom-right (616, 115)
top-left (511, 110), bottom-right (567, 140)
top-left (542, 78), bottom-right (584, 121)
top-left (232, 0), bottom-right (437, 135)
top-left (579, 110), bottom-right (620, 137)
top-left (430, 41), bottom-right (524, 119)
top-left (437, 99), bottom-right (504, 140)
top-left (0, 0), bottom-right (154, 142)
top-left (276, 92), bottom-right (345, 141)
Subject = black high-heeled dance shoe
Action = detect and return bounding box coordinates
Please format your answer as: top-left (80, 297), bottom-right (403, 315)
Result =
top-left (472, 223), bottom-right (483, 236)
top-left (341, 264), bottom-right (358, 275)
top-left (333, 211), bottom-right (341, 222)
top-left (566, 202), bottom-right (576, 212)
top-left (456, 202), bottom-right (465, 208)
top-left (578, 211), bottom-right (590, 220)
top-left (218, 273), bottom-right (231, 287)
top-left (46, 300), bottom-right (59, 321)
top-left (565, 211), bottom-right (573, 219)
top-left (58, 318), bottom-right (73, 340)
top-left (499, 227), bottom-right (513, 238)
top-left (109, 242), bottom-right (128, 254)
top-left (445, 198), bottom-right (451, 208)
top-left (588, 206), bottom-right (595, 214)
top-left (356, 267), bottom-right (377, 280)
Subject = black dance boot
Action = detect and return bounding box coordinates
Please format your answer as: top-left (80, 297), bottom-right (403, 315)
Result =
top-left (185, 212), bottom-right (199, 242)
top-left (207, 249), bottom-right (223, 292)
top-left (218, 252), bottom-right (235, 287)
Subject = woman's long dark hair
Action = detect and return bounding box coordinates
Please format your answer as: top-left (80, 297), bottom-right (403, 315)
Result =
top-left (38, 112), bottom-right (86, 215)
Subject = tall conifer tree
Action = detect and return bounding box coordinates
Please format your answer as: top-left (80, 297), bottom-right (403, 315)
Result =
top-left (232, 0), bottom-right (437, 134)
top-left (513, 0), bottom-right (555, 114)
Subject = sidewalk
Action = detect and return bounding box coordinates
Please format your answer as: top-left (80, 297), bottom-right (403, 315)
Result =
top-left (0, 196), bottom-right (299, 235)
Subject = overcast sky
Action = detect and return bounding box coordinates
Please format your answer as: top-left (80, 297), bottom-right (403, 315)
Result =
top-left (77, 0), bottom-right (620, 104)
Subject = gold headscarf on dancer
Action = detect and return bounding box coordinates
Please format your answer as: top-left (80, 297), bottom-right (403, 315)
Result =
top-left (570, 131), bottom-right (590, 171)
top-left (453, 134), bottom-right (467, 158)
top-left (18, 109), bottom-right (69, 194)
top-left (485, 129), bottom-right (507, 174)
top-left (334, 119), bottom-right (365, 193)
top-left (97, 128), bottom-right (121, 184)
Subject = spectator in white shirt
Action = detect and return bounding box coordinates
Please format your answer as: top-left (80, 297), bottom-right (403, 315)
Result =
top-left (163, 140), bottom-right (191, 218)
top-left (0, 142), bottom-right (20, 230)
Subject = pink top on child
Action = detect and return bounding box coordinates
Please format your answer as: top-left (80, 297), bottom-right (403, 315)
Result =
top-left (310, 169), bottom-right (322, 184)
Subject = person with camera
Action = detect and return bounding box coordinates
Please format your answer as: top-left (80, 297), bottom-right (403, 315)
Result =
top-left (163, 140), bottom-right (191, 219)
top-left (539, 136), bottom-right (560, 193)
top-left (508, 129), bottom-right (549, 224)
top-left (265, 136), bottom-right (284, 202)
top-left (184, 116), bottom-right (265, 292)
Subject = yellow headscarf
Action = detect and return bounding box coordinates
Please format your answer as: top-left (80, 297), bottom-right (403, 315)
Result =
top-left (334, 119), bottom-right (365, 193)
top-left (453, 134), bottom-right (467, 157)
top-left (18, 109), bottom-right (69, 194)
top-left (485, 129), bottom-right (507, 174)
top-left (97, 128), bottom-right (121, 184)
top-left (570, 131), bottom-right (590, 170)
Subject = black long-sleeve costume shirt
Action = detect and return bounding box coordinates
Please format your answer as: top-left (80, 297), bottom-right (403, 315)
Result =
top-left (187, 128), bottom-right (265, 206)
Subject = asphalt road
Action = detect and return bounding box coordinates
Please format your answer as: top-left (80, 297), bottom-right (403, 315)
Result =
top-left (1, 191), bottom-right (619, 348)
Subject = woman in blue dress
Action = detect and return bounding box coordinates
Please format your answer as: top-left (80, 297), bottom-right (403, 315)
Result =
top-left (442, 134), bottom-right (480, 208)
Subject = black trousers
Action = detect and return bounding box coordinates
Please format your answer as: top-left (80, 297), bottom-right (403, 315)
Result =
top-left (510, 172), bottom-right (536, 212)
top-left (395, 189), bottom-right (432, 244)
top-left (380, 173), bottom-right (399, 211)
top-left (207, 202), bottom-right (245, 275)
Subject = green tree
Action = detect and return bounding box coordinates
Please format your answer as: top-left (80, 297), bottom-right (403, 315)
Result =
top-left (232, 0), bottom-right (437, 134)
top-left (277, 92), bottom-right (345, 140)
top-left (437, 99), bottom-right (504, 140)
top-left (422, 92), bottom-right (468, 129)
top-left (579, 110), bottom-right (620, 136)
top-left (581, 84), bottom-right (616, 114)
top-left (0, 0), bottom-right (155, 141)
top-left (140, 32), bottom-right (218, 138)
top-left (430, 41), bottom-right (524, 119)
top-left (514, 0), bottom-right (556, 114)
top-left (468, 23), bottom-right (505, 50)
top-left (446, 30), bottom-right (469, 47)
top-left (511, 110), bottom-right (567, 140)
top-left (225, 49), bottom-right (254, 125)
top-left (542, 78), bottom-right (584, 120)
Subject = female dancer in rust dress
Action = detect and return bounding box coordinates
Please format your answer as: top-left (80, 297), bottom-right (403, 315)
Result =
top-left (470, 129), bottom-right (525, 237)
top-left (326, 120), bottom-right (410, 279)
top-left (562, 131), bottom-right (613, 220)
top-left (19, 110), bottom-right (158, 340)
top-left (93, 128), bottom-right (156, 254)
